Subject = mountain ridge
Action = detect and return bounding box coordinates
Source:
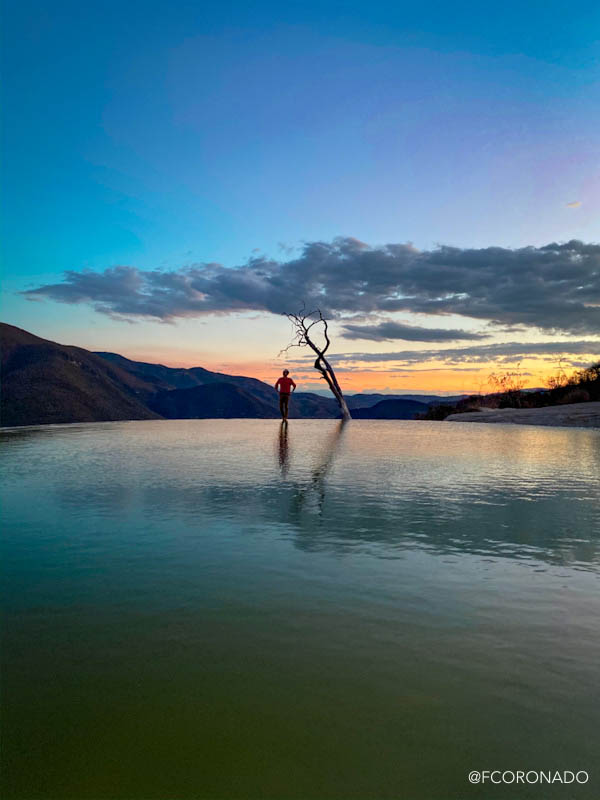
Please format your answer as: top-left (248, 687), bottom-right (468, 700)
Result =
top-left (1, 323), bottom-right (160, 426)
top-left (1, 323), bottom-right (446, 426)
top-left (350, 398), bottom-right (429, 419)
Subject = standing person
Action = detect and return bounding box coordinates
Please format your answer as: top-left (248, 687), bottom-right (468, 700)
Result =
top-left (274, 369), bottom-right (296, 421)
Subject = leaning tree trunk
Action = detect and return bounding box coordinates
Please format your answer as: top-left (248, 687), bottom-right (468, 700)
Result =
top-left (283, 309), bottom-right (352, 420)
top-left (310, 349), bottom-right (352, 420)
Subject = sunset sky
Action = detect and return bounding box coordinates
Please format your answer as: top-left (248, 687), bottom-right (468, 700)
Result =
top-left (2, 0), bottom-right (599, 394)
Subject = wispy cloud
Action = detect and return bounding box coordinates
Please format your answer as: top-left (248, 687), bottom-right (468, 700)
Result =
top-left (23, 237), bottom-right (600, 335)
top-left (341, 319), bottom-right (488, 342)
top-left (288, 340), bottom-right (600, 367)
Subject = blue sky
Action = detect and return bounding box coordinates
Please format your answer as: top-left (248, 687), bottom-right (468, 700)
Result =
top-left (2, 0), bottom-right (599, 391)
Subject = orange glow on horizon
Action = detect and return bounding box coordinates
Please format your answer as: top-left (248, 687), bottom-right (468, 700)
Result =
top-left (119, 346), bottom-right (565, 394)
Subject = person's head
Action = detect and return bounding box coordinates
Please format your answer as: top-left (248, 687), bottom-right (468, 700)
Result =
top-left (283, 369), bottom-right (289, 376)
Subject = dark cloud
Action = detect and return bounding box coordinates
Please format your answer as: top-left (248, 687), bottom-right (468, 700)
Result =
top-left (341, 320), bottom-right (488, 342)
top-left (23, 237), bottom-right (600, 335)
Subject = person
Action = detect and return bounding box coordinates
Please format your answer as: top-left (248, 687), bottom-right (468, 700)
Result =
top-left (274, 369), bottom-right (296, 421)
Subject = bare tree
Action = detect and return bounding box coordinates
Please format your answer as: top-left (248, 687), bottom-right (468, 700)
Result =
top-left (488, 362), bottom-right (525, 407)
top-left (545, 357), bottom-right (570, 391)
top-left (281, 308), bottom-right (352, 420)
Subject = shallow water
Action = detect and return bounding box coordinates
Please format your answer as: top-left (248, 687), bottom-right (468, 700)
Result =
top-left (2, 419), bottom-right (599, 799)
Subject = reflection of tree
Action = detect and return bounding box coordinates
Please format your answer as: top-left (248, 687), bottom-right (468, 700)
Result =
top-left (290, 419), bottom-right (347, 522)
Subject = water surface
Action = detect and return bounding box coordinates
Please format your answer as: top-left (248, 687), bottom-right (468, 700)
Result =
top-left (2, 420), bottom-right (599, 799)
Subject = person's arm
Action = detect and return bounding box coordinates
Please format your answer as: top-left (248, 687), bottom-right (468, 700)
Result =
top-left (291, 379), bottom-right (297, 392)
top-left (274, 378), bottom-right (280, 391)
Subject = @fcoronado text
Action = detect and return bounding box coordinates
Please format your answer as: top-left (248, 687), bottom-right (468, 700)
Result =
top-left (468, 770), bottom-right (589, 785)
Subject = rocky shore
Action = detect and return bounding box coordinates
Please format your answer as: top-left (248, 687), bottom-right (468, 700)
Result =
top-left (445, 401), bottom-right (600, 429)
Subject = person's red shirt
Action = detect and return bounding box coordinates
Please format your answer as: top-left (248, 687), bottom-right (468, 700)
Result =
top-left (275, 376), bottom-right (296, 394)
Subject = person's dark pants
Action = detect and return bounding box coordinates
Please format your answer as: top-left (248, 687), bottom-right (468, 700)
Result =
top-left (279, 393), bottom-right (290, 419)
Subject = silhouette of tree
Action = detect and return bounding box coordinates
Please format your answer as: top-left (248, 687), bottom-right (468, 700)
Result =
top-left (281, 308), bottom-right (352, 420)
top-left (488, 363), bottom-right (525, 407)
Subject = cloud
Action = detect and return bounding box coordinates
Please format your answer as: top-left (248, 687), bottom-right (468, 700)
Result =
top-left (341, 319), bottom-right (488, 342)
top-left (23, 237), bottom-right (600, 335)
top-left (392, 367), bottom-right (494, 373)
top-left (322, 340), bottom-right (600, 366)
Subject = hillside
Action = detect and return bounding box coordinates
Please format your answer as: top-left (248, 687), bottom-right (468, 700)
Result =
top-left (346, 393), bottom-right (463, 409)
top-left (0, 323), bottom-right (160, 426)
top-left (149, 383), bottom-right (280, 419)
top-left (97, 351), bottom-right (338, 419)
top-left (0, 324), bottom-right (338, 426)
top-left (350, 398), bottom-right (428, 419)
top-left (98, 351), bottom-right (273, 397)
top-left (421, 361), bottom-right (600, 422)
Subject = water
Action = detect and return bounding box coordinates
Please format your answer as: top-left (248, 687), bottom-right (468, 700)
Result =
top-left (2, 419), bottom-right (599, 800)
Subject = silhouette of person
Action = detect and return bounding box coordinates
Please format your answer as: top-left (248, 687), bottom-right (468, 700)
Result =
top-left (274, 369), bottom-right (296, 421)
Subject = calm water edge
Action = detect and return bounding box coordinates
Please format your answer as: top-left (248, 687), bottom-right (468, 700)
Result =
top-left (2, 419), bottom-right (599, 800)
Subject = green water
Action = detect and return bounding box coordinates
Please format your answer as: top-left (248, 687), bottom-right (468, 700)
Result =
top-left (2, 420), bottom-right (599, 800)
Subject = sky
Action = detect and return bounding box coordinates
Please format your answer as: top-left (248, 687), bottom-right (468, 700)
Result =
top-left (2, 0), bottom-right (599, 394)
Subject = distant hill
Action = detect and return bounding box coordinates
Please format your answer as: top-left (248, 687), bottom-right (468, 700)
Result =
top-left (350, 398), bottom-right (428, 419)
top-left (0, 323), bottom-right (160, 426)
top-left (148, 382), bottom-right (280, 419)
top-left (97, 351), bottom-right (338, 419)
top-left (346, 393), bottom-right (465, 408)
top-left (98, 351), bottom-right (273, 397)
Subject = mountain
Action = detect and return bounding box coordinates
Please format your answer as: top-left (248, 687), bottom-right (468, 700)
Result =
top-left (0, 324), bottom-right (337, 426)
top-left (0, 323), bottom-right (451, 427)
top-left (0, 323), bottom-right (160, 427)
top-left (96, 351), bottom-right (338, 418)
top-left (148, 383), bottom-right (280, 419)
top-left (350, 398), bottom-right (429, 419)
top-left (346, 393), bottom-right (462, 408)
top-left (98, 351), bottom-right (269, 395)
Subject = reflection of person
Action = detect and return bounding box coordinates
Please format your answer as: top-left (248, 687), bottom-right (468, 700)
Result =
top-left (274, 369), bottom-right (296, 421)
top-left (278, 421), bottom-right (289, 477)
